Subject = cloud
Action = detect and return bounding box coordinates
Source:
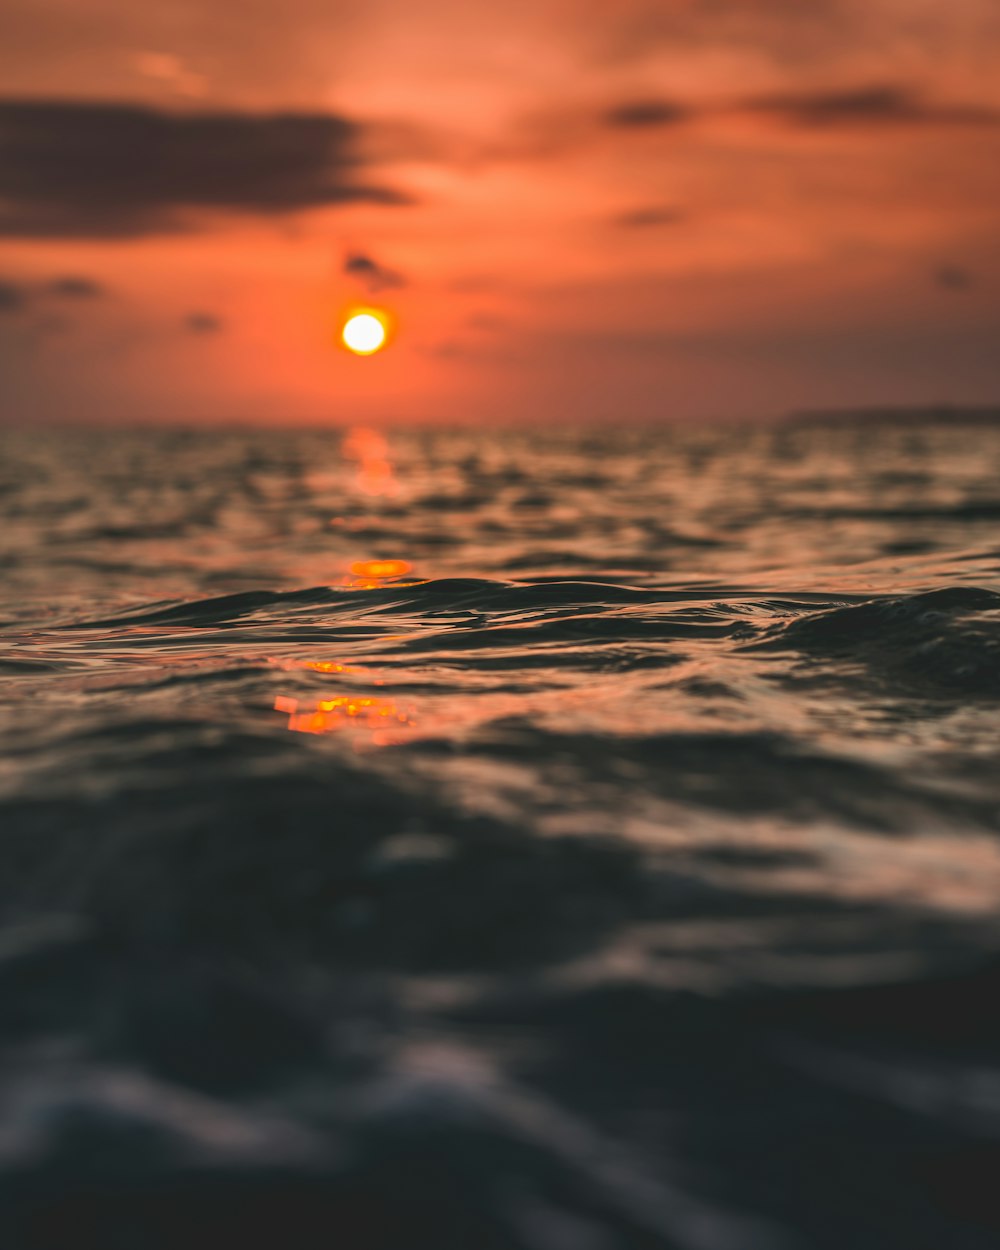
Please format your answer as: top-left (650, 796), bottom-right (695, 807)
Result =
top-left (597, 84), bottom-right (999, 142)
top-left (591, 0), bottom-right (860, 66)
top-left (343, 251), bottom-right (406, 292)
top-left (603, 98), bottom-right (691, 129)
top-left (0, 280), bottom-right (29, 314)
top-left (0, 274), bottom-right (105, 320)
top-left (934, 264), bottom-right (973, 291)
top-left (47, 275), bottom-right (106, 298)
top-left (0, 99), bottom-right (414, 238)
top-left (613, 204), bottom-right (685, 228)
top-left (742, 85), bottom-right (1000, 128)
top-left (184, 312), bottom-right (224, 334)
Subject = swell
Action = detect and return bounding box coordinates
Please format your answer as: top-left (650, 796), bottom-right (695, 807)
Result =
top-left (755, 586), bottom-right (1000, 697)
top-left (58, 577), bottom-right (857, 636)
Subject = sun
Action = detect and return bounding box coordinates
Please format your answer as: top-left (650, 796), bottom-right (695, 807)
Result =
top-left (342, 311), bottom-right (388, 355)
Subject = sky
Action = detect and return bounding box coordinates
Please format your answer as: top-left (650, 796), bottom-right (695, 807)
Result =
top-left (1, 0), bottom-right (999, 425)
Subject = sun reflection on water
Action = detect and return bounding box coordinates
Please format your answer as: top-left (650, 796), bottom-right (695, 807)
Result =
top-left (273, 692), bottom-right (414, 741)
top-left (339, 557), bottom-right (414, 589)
top-left (349, 559), bottom-right (412, 579)
top-left (300, 660), bottom-right (353, 674)
top-left (341, 426), bottom-right (399, 498)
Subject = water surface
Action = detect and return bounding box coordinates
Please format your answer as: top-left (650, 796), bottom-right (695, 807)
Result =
top-left (2, 418), bottom-right (1000, 1248)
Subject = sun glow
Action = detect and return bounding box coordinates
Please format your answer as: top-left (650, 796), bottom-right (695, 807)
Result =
top-left (342, 311), bottom-right (388, 355)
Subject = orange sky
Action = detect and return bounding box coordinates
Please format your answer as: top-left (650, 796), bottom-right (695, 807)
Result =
top-left (1, 0), bottom-right (999, 424)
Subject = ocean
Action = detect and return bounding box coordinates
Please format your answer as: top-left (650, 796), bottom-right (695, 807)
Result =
top-left (2, 415), bottom-right (1000, 1248)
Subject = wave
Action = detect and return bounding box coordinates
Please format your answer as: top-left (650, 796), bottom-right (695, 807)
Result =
top-left (757, 587), bottom-right (1000, 696)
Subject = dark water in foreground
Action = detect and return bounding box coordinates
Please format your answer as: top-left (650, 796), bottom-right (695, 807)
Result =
top-left (2, 417), bottom-right (1000, 1249)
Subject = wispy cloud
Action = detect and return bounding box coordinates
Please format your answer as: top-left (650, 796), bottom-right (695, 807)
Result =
top-left (591, 0), bottom-right (857, 63)
top-left (184, 312), bottom-right (224, 334)
top-left (597, 84), bottom-right (999, 139)
top-left (46, 275), bottom-right (106, 298)
top-left (742, 85), bottom-right (1000, 128)
top-left (603, 99), bottom-right (692, 129)
top-left (613, 204), bottom-right (685, 228)
top-left (0, 280), bottom-right (29, 313)
top-left (933, 264), bottom-right (973, 291)
top-left (343, 252), bottom-right (407, 292)
top-left (0, 273), bottom-right (107, 318)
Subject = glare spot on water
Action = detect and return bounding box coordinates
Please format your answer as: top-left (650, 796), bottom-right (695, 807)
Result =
top-left (273, 692), bottom-right (415, 740)
top-left (349, 559), bottom-right (412, 580)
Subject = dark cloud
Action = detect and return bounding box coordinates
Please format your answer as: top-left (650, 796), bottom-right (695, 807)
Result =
top-left (743, 85), bottom-right (1000, 128)
top-left (0, 280), bottom-right (29, 314)
top-left (343, 251), bottom-right (406, 292)
top-left (603, 99), bottom-right (691, 129)
top-left (184, 312), bottom-right (224, 334)
top-left (613, 204), bottom-right (685, 228)
top-left (47, 275), bottom-right (106, 298)
top-left (0, 99), bottom-right (414, 238)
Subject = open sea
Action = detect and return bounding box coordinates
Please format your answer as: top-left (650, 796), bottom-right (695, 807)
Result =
top-left (2, 415), bottom-right (1000, 1249)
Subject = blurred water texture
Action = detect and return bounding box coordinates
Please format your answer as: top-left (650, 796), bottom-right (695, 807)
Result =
top-left (2, 416), bottom-right (1000, 1248)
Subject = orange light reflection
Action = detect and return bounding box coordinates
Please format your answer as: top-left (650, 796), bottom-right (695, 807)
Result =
top-left (350, 559), bottom-right (412, 579)
top-left (270, 658), bottom-right (357, 675)
top-left (341, 425), bottom-right (399, 498)
top-left (339, 557), bottom-right (414, 590)
top-left (273, 693), bottom-right (414, 742)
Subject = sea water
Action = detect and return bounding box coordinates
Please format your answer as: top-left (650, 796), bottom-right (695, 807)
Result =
top-left (2, 416), bottom-right (1000, 1248)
